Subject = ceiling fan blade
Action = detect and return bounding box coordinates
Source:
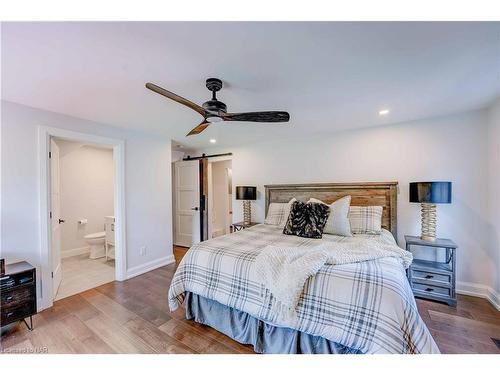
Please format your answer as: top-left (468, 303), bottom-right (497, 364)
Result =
top-left (186, 120), bottom-right (210, 136)
top-left (222, 111), bottom-right (290, 123)
top-left (146, 82), bottom-right (207, 117)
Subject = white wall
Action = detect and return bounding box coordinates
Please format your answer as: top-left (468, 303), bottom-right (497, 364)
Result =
top-left (487, 98), bottom-right (500, 301)
top-left (0, 101), bottom-right (173, 307)
top-left (199, 108), bottom-right (499, 306)
top-left (171, 150), bottom-right (185, 163)
top-left (55, 141), bottom-right (114, 254)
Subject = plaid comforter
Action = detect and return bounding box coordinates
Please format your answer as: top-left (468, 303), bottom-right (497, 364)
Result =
top-left (168, 224), bottom-right (439, 354)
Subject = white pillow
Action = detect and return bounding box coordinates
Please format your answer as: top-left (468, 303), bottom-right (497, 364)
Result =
top-left (348, 206), bottom-right (383, 234)
top-left (308, 196), bottom-right (352, 236)
top-left (264, 198), bottom-right (297, 227)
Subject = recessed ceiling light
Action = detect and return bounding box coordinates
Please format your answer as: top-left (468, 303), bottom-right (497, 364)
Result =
top-left (209, 139), bottom-right (217, 144)
top-left (379, 109), bottom-right (390, 116)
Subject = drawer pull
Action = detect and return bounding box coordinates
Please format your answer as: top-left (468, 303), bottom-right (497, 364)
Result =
top-left (425, 287), bottom-right (434, 292)
top-left (6, 312), bottom-right (14, 317)
top-left (424, 275), bottom-right (434, 279)
top-left (5, 296), bottom-right (13, 301)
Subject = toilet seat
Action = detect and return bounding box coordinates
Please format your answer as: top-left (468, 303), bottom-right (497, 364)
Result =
top-left (84, 231), bottom-right (105, 240)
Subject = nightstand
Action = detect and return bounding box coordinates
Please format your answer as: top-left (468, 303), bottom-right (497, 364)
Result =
top-left (405, 235), bottom-right (457, 306)
top-left (1, 261), bottom-right (37, 331)
top-left (232, 221), bottom-right (259, 232)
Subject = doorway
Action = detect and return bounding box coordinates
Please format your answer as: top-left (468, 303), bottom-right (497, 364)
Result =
top-left (39, 126), bottom-right (126, 311)
top-left (50, 138), bottom-right (115, 301)
top-left (172, 154), bottom-right (232, 247)
top-left (208, 159), bottom-right (233, 239)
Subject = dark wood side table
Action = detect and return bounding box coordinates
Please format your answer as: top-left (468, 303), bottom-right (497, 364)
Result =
top-left (405, 235), bottom-right (457, 306)
top-left (1, 261), bottom-right (37, 330)
top-left (232, 222), bottom-right (260, 232)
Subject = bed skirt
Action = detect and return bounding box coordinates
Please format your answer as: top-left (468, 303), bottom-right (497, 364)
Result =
top-left (184, 292), bottom-right (361, 354)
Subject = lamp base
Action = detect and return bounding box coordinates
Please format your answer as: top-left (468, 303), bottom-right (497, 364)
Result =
top-left (420, 235), bottom-right (436, 242)
top-left (243, 200), bottom-right (251, 226)
top-left (420, 203), bottom-right (437, 242)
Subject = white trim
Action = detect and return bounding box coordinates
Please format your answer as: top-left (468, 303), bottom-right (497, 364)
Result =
top-left (126, 255), bottom-right (175, 280)
top-left (457, 281), bottom-right (500, 311)
top-left (61, 246), bottom-right (90, 258)
top-left (38, 126), bottom-right (127, 311)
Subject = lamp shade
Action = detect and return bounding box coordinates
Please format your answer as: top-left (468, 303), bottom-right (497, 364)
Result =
top-left (409, 182), bottom-right (452, 204)
top-left (236, 186), bottom-right (257, 200)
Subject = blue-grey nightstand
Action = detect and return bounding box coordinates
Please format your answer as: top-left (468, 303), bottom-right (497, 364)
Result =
top-left (405, 235), bottom-right (458, 306)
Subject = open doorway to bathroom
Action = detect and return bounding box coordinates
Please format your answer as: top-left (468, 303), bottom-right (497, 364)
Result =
top-left (50, 137), bottom-right (115, 301)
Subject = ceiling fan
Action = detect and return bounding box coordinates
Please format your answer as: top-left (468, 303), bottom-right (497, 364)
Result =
top-left (145, 78), bottom-right (290, 136)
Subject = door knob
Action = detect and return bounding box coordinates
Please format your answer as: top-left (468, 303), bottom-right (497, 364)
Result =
top-left (191, 207), bottom-right (199, 211)
top-left (59, 219), bottom-right (65, 224)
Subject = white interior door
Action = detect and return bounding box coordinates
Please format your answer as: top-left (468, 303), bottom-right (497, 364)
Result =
top-left (50, 139), bottom-right (62, 299)
top-left (174, 160), bottom-right (200, 247)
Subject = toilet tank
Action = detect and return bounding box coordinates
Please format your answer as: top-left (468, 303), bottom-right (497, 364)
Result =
top-left (105, 216), bottom-right (115, 245)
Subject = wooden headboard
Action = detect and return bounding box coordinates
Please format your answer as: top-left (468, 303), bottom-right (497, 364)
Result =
top-left (264, 182), bottom-right (398, 238)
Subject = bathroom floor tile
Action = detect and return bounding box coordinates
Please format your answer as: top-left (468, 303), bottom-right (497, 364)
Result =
top-left (55, 254), bottom-right (115, 301)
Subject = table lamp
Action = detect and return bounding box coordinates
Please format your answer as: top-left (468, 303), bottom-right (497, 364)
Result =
top-left (236, 186), bottom-right (257, 226)
top-left (409, 181), bottom-right (452, 241)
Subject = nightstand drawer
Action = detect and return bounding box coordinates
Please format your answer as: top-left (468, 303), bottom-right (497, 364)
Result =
top-left (0, 300), bottom-right (36, 326)
top-left (1, 284), bottom-right (35, 308)
top-left (413, 282), bottom-right (452, 298)
top-left (411, 269), bottom-right (451, 285)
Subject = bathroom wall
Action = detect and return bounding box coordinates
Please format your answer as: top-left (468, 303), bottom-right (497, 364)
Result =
top-left (55, 140), bottom-right (114, 256)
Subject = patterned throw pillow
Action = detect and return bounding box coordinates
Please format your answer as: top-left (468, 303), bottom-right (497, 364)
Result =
top-left (348, 206), bottom-right (383, 234)
top-left (264, 198), bottom-right (297, 227)
top-left (283, 201), bottom-right (330, 239)
top-left (282, 201), bottom-right (308, 235)
top-left (308, 196), bottom-right (352, 237)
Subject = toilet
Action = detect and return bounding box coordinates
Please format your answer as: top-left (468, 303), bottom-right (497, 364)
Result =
top-left (84, 231), bottom-right (106, 259)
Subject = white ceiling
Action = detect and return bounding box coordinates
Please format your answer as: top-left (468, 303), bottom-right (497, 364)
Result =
top-left (2, 22), bottom-right (499, 150)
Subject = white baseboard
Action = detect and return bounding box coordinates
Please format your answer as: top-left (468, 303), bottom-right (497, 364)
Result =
top-left (457, 281), bottom-right (500, 311)
top-left (125, 255), bottom-right (175, 280)
top-left (61, 246), bottom-right (90, 258)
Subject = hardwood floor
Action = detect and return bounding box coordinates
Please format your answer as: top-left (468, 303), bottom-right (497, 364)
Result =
top-left (1, 245), bottom-right (499, 354)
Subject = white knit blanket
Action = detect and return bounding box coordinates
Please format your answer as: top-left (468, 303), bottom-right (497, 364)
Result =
top-left (254, 238), bottom-right (413, 321)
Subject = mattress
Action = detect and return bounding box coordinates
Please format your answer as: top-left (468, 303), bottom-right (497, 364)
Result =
top-left (168, 224), bottom-right (439, 354)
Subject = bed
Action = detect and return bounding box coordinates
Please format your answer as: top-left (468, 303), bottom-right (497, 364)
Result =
top-left (168, 182), bottom-right (439, 354)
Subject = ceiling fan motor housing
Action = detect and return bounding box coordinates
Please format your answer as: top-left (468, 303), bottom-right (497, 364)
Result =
top-left (202, 99), bottom-right (227, 114)
top-left (203, 78), bottom-right (226, 115)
